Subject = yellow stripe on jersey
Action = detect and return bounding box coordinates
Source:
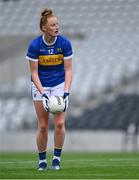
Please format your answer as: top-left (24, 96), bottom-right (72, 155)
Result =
top-left (38, 54), bottom-right (63, 65)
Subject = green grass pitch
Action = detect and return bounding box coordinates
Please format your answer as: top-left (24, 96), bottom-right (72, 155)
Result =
top-left (0, 152), bottom-right (139, 179)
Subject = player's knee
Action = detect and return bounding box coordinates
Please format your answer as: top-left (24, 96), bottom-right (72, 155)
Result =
top-left (39, 125), bottom-right (48, 133)
top-left (56, 122), bottom-right (65, 130)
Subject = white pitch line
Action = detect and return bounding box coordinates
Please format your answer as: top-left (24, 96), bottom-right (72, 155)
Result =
top-left (65, 158), bottom-right (139, 162)
top-left (0, 160), bottom-right (36, 164)
top-left (0, 157), bottom-right (138, 164)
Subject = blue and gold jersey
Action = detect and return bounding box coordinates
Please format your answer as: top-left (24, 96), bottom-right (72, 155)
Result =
top-left (26, 35), bottom-right (73, 87)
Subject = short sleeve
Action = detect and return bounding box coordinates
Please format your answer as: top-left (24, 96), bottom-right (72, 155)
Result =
top-left (26, 40), bottom-right (39, 61)
top-left (63, 39), bottom-right (73, 60)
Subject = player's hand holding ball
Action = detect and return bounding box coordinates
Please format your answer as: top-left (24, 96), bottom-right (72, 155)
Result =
top-left (42, 92), bottom-right (70, 113)
top-left (42, 93), bottom-right (49, 111)
top-left (63, 92), bottom-right (69, 112)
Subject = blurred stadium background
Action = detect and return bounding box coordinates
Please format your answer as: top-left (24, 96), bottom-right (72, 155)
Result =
top-left (0, 0), bottom-right (139, 152)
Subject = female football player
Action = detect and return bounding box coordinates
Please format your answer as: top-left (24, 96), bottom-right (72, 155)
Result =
top-left (26, 8), bottom-right (73, 171)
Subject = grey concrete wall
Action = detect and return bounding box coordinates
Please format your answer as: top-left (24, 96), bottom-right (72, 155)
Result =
top-left (0, 36), bottom-right (33, 83)
top-left (0, 130), bottom-right (138, 152)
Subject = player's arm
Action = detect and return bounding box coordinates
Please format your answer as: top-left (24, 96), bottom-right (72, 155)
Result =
top-left (29, 60), bottom-right (44, 94)
top-left (64, 58), bottom-right (72, 93)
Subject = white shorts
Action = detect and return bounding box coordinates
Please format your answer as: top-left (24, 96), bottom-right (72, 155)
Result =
top-left (31, 82), bottom-right (65, 101)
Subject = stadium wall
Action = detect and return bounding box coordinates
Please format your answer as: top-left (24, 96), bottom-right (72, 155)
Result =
top-left (0, 130), bottom-right (138, 152)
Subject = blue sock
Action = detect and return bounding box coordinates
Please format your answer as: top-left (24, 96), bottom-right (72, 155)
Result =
top-left (38, 151), bottom-right (47, 163)
top-left (53, 148), bottom-right (62, 161)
